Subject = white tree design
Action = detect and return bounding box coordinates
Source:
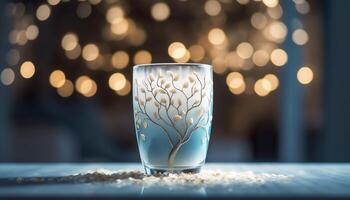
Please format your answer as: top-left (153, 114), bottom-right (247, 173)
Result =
top-left (134, 70), bottom-right (212, 170)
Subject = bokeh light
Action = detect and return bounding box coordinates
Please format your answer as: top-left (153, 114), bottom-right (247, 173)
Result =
top-left (262, 0), bottom-right (279, 8)
top-left (236, 42), bottom-right (254, 59)
top-left (174, 50), bottom-right (190, 63)
top-left (225, 51), bottom-right (244, 69)
top-left (189, 45), bottom-right (205, 62)
top-left (20, 61), bottom-right (35, 79)
top-left (267, 5), bottom-right (283, 19)
top-left (252, 50), bottom-right (269, 67)
top-left (111, 51), bottom-right (129, 69)
top-left (49, 70), bottom-right (66, 88)
top-left (229, 82), bottom-right (246, 95)
top-left (151, 2), bottom-right (170, 21)
top-left (47, 0), bottom-right (60, 6)
top-left (168, 42), bottom-right (187, 59)
top-left (264, 74), bottom-right (279, 91)
top-left (2, 0), bottom-right (314, 100)
top-left (75, 76), bottom-right (97, 97)
top-left (226, 72), bottom-right (244, 89)
top-left (83, 79), bottom-right (97, 97)
top-left (254, 79), bottom-right (271, 96)
top-left (25, 25), bottom-right (39, 40)
top-left (65, 44), bottom-right (81, 60)
top-left (57, 79), bottom-right (74, 98)
top-left (297, 66), bottom-right (314, 84)
top-left (116, 79), bottom-right (131, 96)
top-left (212, 57), bottom-right (226, 74)
top-left (295, 0), bottom-right (310, 14)
top-left (6, 49), bottom-right (20, 66)
top-left (266, 21), bottom-right (288, 43)
top-left (134, 50), bottom-right (152, 64)
top-left (61, 33), bottom-right (78, 51)
top-left (204, 0), bottom-right (222, 16)
top-left (16, 31), bottom-right (27, 46)
top-left (76, 2), bottom-right (92, 19)
top-left (36, 4), bottom-right (51, 21)
top-left (292, 29), bottom-right (309, 45)
top-left (109, 73), bottom-right (126, 91)
top-left (236, 0), bottom-right (250, 5)
top-left (82, 43), bottom-right (99, 61)
top-left (110, 18), bottom-right (129, 36)
top-left (208, 28), bottom-right (226, 45)
top-left (1, 68), bottom-right (15, 86)
top-left (251, 13), bottom-right (268, 30)
top-left (106, 6), bottom-right (124, 24)
top-left (270, 48), bottom-right (288, 66)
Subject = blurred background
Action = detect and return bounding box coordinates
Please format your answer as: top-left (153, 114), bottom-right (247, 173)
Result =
top-left (0, 0), bottom-right (348, 163)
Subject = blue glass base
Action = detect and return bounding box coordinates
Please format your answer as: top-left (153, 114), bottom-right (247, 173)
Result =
top-left (143, 165), bottom-right (202, 175)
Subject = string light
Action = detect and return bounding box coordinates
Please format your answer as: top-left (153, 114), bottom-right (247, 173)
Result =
top-left (20, 61), bottom-right (35, 79)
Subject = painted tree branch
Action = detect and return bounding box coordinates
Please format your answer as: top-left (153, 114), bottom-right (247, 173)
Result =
top-left (134, 70), bottom-right (212, 170)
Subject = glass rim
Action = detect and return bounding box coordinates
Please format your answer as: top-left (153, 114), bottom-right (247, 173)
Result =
top-left (133, 63), bottom-right (212, 70)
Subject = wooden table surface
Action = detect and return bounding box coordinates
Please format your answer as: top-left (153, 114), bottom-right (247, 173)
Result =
top-left (0, 163), bottom-right (349, 199)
